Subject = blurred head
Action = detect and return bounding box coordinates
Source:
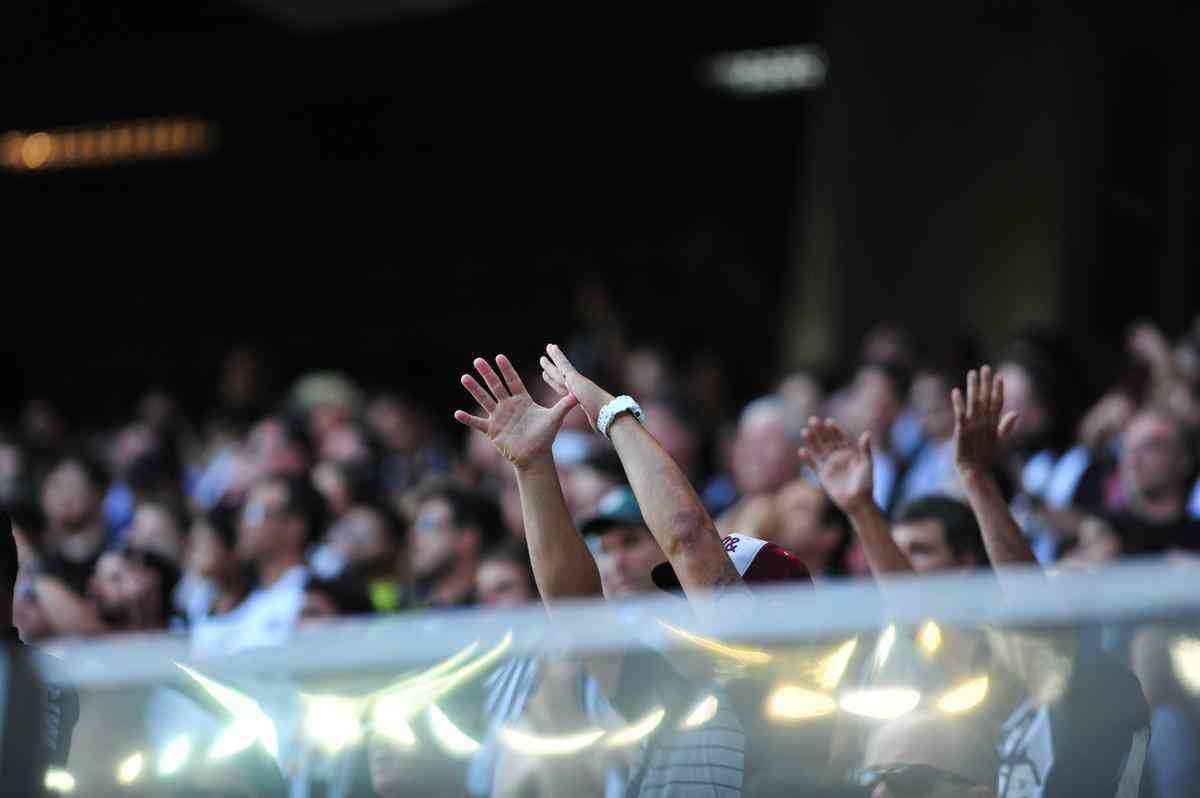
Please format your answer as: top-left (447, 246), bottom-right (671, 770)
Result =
top-left (594, 524), bottom-right (663, 599)
top-left (40, 451), bottom-right (108, 533)
top-left (90, 546), bottom-right (181, 631)
top-left (126, 502), bottom-right (186, 565)
top-left (773, 480), bottom-right (851, 576)
top-left (732, 398), bottom-right (802, 497)
top-left (187, 506), bottom-right (241, 582)
top-left (291, 372), bottom-right (363, 446)
top-left (996, 360), bottom-right (1050, 448)
top-left (892, 497), bottom-right (986, 573)
top-left (777, 371), bottom-right (825, 424)
top-left (327, 505), bottom-right (401, 580)
top-left (862, 712), bottom-right (998, 798)
top-left (845, 363), bottom-right (910, 442)
top-left (561, 449), bottom-right (624, 518)
top-left (299, 576), bottom-right (374, 626)
top-left (409, 483), bottom-right (503, 583)
top-left (623, 347), bottom-right (674, 400)
top-left (367, 394), bottom-right (429, 454)
top-left (237, 476), bottom-right (328, 568)
top-left (1120, 408), bottom-right (1193, 505)
top-left (912, 371), bottom-right (956, 442)
top-left (642, 400), bottom-right (699, 478)
top-left (476, 541), bottom-right (538, 608)
top-left (244, 416), bottom-right (312, 481)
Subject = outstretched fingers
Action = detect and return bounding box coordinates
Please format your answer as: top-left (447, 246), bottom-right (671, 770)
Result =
top-left (474, 358), bottom-right (510, 402)
top-left (454, 410), bottom-right (490, 433)
top-left (965, 369), bottom-right (979, 421)
top-left (461, 374), bottom-right (496, 414)
top-left (545, 344), bottom-right (576, 377)
top-left (495, 354), bottom-right (527, 396)
top-left (998, 410), bottom-right (1020, 441)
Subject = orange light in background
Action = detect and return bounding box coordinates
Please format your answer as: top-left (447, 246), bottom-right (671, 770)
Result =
top-left (1, 117), bottom-right (216, 171)
top-left (21, 132), bottom-right (52, 169)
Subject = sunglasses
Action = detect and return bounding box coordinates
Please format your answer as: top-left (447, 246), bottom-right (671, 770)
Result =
top-left (857, 764), bottom-right (981, 796)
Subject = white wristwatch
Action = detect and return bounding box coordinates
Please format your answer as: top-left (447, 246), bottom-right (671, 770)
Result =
top-left (597, 395), bottom-right (645, 439)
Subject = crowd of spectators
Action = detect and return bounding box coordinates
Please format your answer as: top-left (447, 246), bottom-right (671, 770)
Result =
top-left (5, 307), bottom-right (1200, 797)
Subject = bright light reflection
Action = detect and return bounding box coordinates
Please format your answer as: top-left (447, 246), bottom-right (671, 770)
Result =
top-left (428, 704), bottom-right (480, 756)
top-left (767, 685), bottom-right (837, 720)
top-left (937, 676), bottom-right (989, 714)
top-left (177, 664), bottom-right (279, 761)
top-left (44, 768), bottom-right (75, 793)
top-left (872, 625), bottom-right (897, 672)
top-left (815, 638), bottom-right (858, 690)
top-left (1171, 637), bottom-right (1200, 694)
top-left (305, 695), bottom-right (363, 753)
top-left (605, 708), bottom-right (666, 747)
top-left (116, 752), bottom-right (145, 785)
top-left (919, 622), bottom-right (943, 656)
top-left (658, 621), bottom-right (773, 665)
top-left (372, 698), bottom-right (418, 746)
top-left (681, 695), bottom-right (719, 729)
top-left (158, 735), bottom-right (192, 776)
top-left (498, 726), bottom-right (605, 756)
top-left (839, 688), bottom-right (920, 720)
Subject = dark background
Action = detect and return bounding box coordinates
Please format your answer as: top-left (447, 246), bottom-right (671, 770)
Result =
top-left (2, 0), bottom-right (1196, 428)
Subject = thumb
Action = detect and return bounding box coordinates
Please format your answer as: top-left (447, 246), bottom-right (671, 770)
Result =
top-left (998, 411), bottom-right (1020, 441)
top-left (858, 431), bottom-right (873, 461)
top-left (549, 392), bottom-right (579, 424)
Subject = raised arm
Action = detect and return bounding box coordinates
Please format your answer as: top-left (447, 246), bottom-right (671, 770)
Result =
top-left (951, 366), bottom-right (1036, 568)
top-left (798, 419), bottom-right (914, 576)
top-left (454, 355), bottom-right (601, 606)
top-left (542, 345), bottom-right (749, 606)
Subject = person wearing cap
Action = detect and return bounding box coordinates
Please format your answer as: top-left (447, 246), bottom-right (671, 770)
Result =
top-left (454, 349), bottom-right (809, 798)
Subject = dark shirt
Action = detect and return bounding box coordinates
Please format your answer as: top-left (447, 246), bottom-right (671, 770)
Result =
top-left (40, 545), bottom-right (105, 596)
top-left (1106, 512), bottom-right (1200, 556)
top-left (1, 627), bottom-right (80, 769)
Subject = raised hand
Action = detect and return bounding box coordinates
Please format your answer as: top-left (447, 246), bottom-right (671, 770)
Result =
top-left (541, 344), bottom-right (616, 433)
top-left (951, 365), bottom-right (1019, 480)
top-left (454, 355), bottom-right (578, 470)
top-left (798, 417), bottom-right (875, 513)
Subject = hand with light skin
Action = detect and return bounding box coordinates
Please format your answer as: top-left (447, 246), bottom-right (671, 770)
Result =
top-left (950, 365), bottom-right (1019, 482)
top-left (454, 355), bottom-right (579, 471)
top-left (797, 418), bottom-right (875, 515)
top-left (538, 345), bottom-right (616, 432)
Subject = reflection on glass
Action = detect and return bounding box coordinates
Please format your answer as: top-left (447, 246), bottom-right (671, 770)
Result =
top-left (839, 687), bottom-right (921, 720)
top-left (427, 704), bottom-right (481, 756)
top-left (497, 726), bottom-right (605, 755)
top-left (658, 620), bottom-right (773, 665)
top-left (815, 638), bottom-right (858, 690)
top-left (177, 663), bottom-right (280, 760)
top-left (303, 695), bottom-right (363, 753)
top-left (116, 751), bottom-right (145, 785)
top-left (767, 685), bottom-right (837, 720)
top-left (872, 625), bottom-right (898, 672)
top-left (1170, 636), bottom-right (1200, 694)
top-left (918, 621), bottom-right (943, 656)
top-left (936, 675), bottom-right (989, 714)
top-left (371, 699), bottom-right (418, 746)
top-left (44, 768), bottom-right (75, 793)
top-left (605, 707), bottom-right (666, 748)
top-left (157, 734), bottom-right (192, 776)
top-left (680, 694), bottom-right (719, 728)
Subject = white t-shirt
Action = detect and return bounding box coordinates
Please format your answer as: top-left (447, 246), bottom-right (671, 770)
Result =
top-left (190, 566), bottom-right (308, 658)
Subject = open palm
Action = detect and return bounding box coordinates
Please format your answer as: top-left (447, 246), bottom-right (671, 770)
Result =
top-left (454, 355), bottom-right (578, 469)
top-left (798, 418), bottom-right (875, 512)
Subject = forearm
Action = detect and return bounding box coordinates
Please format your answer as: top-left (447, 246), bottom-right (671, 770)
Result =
top-left (844, 500), bottom-right (914, 576)
top-left (608, 415), bottom-right (737, 594)
top-left (960, 470), bottom-right (1039, 567)
top-left (515, 456), bottom-right (602, 605)
top-left (34, 576), bottom-right (109, 637)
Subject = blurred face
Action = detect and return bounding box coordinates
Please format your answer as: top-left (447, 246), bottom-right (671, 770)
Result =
top-left (848, 367), bottom-right (902, 439)
top-left (90, 551), bottom-right (166, 630)
top-left (41, 460), bottom-right (101, 530)
top-left (732, 413), bottom-right (799, 496)
top-left (774, 480), bottom-right (837, 571)
top-left (892, 519), bottom-right (961, 573)
top-left (368, 397), bottom-right (423, 453)
top-left (187, 520), bottom-right (234, 581)
top-left (996, 362), bottom-right (1047, 444)
top-left (237, 481), bottom-right (292, 562)
top-left (329, 508), bottom-right (394, 575)
top-left (1121, 412), bottom-right (1189, 501)
top-left (410, 498), bottom-right (461, 581)
top-left (643, 404), bottom-right (699, 476)
top-left (912, 373), bottom-right (955, 441)
top-left (246, 419), bottom-right (307, 478)
top-left (476, 559), bottom-right (535, 608)
top-left (127, 504), bottom-right (184, 563)
top-left (562, 465), bottom-right (619, 518)
top-left (597, 525), bottom-right (663, 599)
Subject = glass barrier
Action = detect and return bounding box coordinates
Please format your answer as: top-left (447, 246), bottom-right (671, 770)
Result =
top-left (17, 559), bottom-right (1200, 797)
